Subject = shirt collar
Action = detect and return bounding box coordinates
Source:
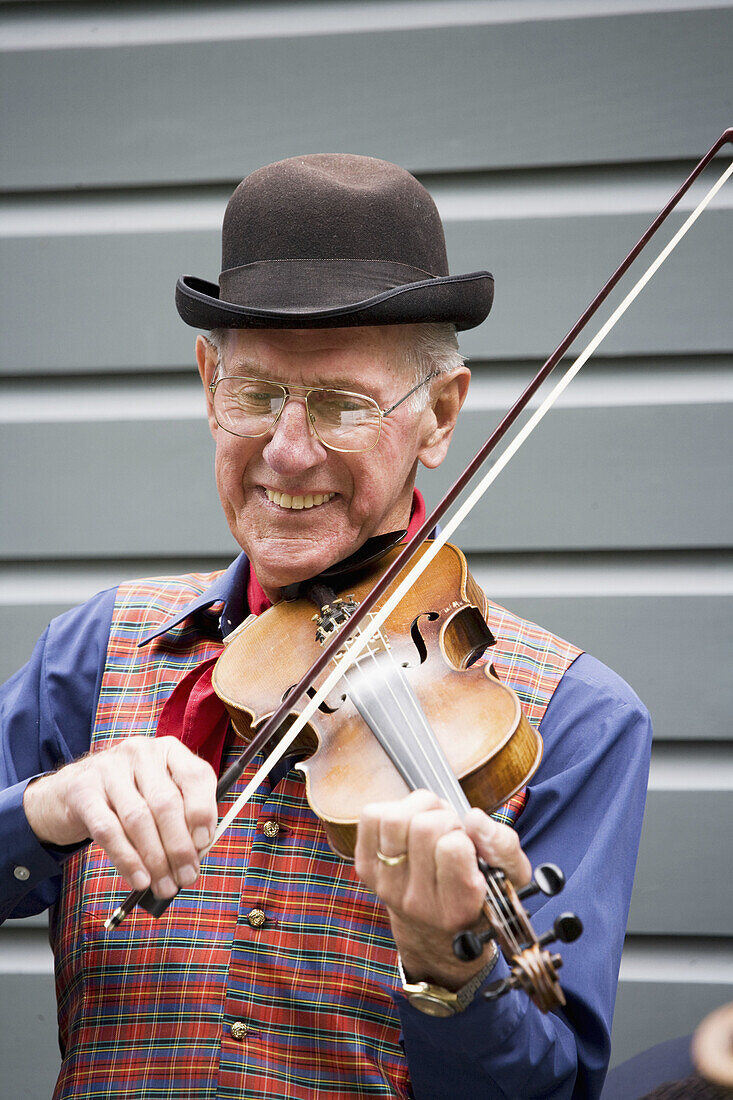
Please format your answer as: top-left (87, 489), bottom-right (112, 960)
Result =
top-left (138, 552), bottom-right (251, 647)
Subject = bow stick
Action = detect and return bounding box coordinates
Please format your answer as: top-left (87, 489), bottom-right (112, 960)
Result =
top-left (108, 126), bottom-right (732, 930)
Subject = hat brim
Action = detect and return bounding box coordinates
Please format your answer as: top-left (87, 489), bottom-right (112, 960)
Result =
top-left (176, 272), bottom-right (493, 332)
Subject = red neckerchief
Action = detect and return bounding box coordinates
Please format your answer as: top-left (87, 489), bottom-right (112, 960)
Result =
top-left (156, 490), bottom-right (426, 774)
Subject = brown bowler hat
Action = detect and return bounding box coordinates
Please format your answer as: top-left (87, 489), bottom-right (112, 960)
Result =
top-left (176, 153), bottom-right (493, 331)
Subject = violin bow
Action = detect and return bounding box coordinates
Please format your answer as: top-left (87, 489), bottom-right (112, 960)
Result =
top-left (108, 127), bottom-right (732, 932)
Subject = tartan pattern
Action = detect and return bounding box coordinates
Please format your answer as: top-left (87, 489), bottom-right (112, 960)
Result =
top-left (491, 790), bottom-right (527, 828)
top-left (50, 571), bottom-right (580, 1099)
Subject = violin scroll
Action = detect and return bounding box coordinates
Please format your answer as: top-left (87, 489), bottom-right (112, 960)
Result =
top-left (453, 860), bottom-right (583, 1013)
top-left (483, 912), bottom-right (583, 1011)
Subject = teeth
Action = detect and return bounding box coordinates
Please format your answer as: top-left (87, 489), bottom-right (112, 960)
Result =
top-left (266, 490), bottom-right (334, 510)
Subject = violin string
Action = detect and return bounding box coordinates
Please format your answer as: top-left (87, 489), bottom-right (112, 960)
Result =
top-left (344, 634), bottom-right (456, 803)
top-left (358, 622), bottom-right (523, 951)
top-left (351, 617), bottom-right (522, 953)
top-left (347, 658), bottom-right (523, 957)
top-left (365, 620), bottom-right (523, 948)
top-left (358, 618), bottom-right (467, 805)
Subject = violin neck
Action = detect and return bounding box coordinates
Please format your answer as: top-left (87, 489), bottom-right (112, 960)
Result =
top-left (345, 648), bottom-right (527, 947)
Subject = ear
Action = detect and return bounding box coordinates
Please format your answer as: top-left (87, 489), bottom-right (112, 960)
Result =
top-left (417, 367), bottom-right (471, 470)
top-left (196, 335), bottom-right (220, 439)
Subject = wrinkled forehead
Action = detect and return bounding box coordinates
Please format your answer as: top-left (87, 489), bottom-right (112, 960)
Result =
top-left (217, 325), bottom-right (416, 385)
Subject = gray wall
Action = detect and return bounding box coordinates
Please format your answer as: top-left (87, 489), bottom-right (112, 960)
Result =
top-left (1, 1), bottom-right (731, 1095)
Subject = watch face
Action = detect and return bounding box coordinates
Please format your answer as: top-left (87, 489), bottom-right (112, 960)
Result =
top-left (407, 992), bottom-right (457, 1018)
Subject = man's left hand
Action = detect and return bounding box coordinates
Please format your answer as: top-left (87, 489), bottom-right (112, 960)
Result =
top-left (354, 790), bottom-right (531, 990)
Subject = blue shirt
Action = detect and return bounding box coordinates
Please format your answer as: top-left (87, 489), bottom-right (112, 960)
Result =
top-left (0, 553), bottom-right (652, 1098)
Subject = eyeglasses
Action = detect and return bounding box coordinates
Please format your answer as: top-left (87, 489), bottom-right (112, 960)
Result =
top-left (209, 372), bottom-right (437, 453)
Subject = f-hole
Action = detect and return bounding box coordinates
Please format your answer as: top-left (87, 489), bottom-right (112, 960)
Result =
top-left (406, 611), bottom-right (440, 668)
top-left (281, 683), bottom-right (342, 713)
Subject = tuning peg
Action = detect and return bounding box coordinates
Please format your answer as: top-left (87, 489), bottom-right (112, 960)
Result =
top-left (452, 926), bottom-right (495, 963)
top-left (537, 912), bottom-right (584, 948)
top-left (516, 863), bottom-right (565, 902)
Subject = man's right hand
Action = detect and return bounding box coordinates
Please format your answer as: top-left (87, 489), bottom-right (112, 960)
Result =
top-left (22, 736), bottom-right (217, 898)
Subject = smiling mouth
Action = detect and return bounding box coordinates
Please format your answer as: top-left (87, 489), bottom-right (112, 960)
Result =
top-left (265, 489), bottom-right (335, 510)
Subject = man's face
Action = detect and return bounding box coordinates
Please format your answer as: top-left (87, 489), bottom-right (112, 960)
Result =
top-left (197, 326), bottom-right (468, 599)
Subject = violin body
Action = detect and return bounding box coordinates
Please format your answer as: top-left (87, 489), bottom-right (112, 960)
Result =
top-left (213, 541), bottom-right (542, 858)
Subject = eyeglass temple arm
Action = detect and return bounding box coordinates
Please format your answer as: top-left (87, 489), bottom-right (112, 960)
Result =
top-left (381, 371), bottom-right (439, 417)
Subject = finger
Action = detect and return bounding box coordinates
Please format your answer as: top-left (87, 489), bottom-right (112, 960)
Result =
top-left (160, 737), bottom-right (218, 852)
top-left (132, 756), bottom-right (200, 894)
top-left (366, 804), bottom-right (464, 918)
top-left (103, 765), bottom-right (181, 897)
top-left (433, 829), bottom-right (488, 929)
top-left (357, 789), bottom-right (443, 869)
top-left (405, 805), bottom-right (464, 891)
top-left (72, 780), bottom-right (153, 893)
top-left (464, 808), bottom-right (531, 888)
top-left (379, 791), bottom-right (445, 860)
top-left (392, 805), bottom-right (466, 921)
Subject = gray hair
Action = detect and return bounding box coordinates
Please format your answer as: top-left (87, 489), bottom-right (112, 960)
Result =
top-left (206, 323), bottom-right (465, 410)
top-left (399, 323), bottom-right (465, 410)
top-left (206, 327), bottom-right (229, 369)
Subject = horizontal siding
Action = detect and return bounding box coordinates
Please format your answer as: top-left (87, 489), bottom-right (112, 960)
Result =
top-left (612, 938), bottom-right (733, 1066)
top-left (2, 182), bottom-right (731, 372)
top-left (0, 968), bottom-right (59, 1098)
top-left (630, 786), bottom-right (733, 935)
top-left (483, 591), bottom-right (733, 744)
top-left (2, 391), bottom-right (730, 556)
top-left (1, 0), bottom-right (730, 1086)
top-left (424, 400), bottom-right (732, 551)
top-left (2, 5), bottom-right (731, 190)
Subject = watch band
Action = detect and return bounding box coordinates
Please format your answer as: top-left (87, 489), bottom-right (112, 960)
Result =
top-left (398, 942), bottom-right (499, 1017)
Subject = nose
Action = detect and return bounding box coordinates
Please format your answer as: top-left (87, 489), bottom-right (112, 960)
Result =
top-left (262, 396), bottom-right (328, 475)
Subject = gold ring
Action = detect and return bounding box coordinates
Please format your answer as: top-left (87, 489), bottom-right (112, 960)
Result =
top-left (376, 849), bottom-right (408, 867)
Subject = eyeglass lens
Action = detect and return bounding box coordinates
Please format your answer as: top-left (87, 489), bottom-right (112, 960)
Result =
top-left (213, 378), bottom-right (382, 451)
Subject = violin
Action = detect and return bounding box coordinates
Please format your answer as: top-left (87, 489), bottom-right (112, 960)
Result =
top-left (113, 537), bottom-right (583, 1012)
top-left (211, 539), bottom-right (582, 1012)
top-left (214, 541), bottom-right (540, 860)
top-left (108, 128), bottom-right (732, 1011)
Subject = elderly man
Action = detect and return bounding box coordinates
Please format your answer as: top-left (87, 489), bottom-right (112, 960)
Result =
top-left (0, 155), bottom-right (651, 1099)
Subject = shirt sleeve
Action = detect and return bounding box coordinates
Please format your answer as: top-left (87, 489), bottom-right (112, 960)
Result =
top-left (0, 588), bottom-right (117, 920)
top-left (395, 652), bottom-right (653, 1100)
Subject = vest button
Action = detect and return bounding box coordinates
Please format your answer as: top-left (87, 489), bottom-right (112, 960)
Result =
top-left (247, 908), bottom-right (266, 928)
top-left (263, 820), bottom-right (280, 838)
top-left (230, 1020), bottom-right (249, 1040)
top-left (13, 866), bottom-right (30, 881)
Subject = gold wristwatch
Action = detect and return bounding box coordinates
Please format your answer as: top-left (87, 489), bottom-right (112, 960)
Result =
top-left (398, 944), bottom-right (499, 1017)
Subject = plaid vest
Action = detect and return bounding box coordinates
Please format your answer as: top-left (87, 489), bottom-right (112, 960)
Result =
top-left (49, 570), bottom-right (580, 1099)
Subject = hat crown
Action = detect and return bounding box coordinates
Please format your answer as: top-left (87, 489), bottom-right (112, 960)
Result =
top-left (221, 153), bottom-right (449, 275)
